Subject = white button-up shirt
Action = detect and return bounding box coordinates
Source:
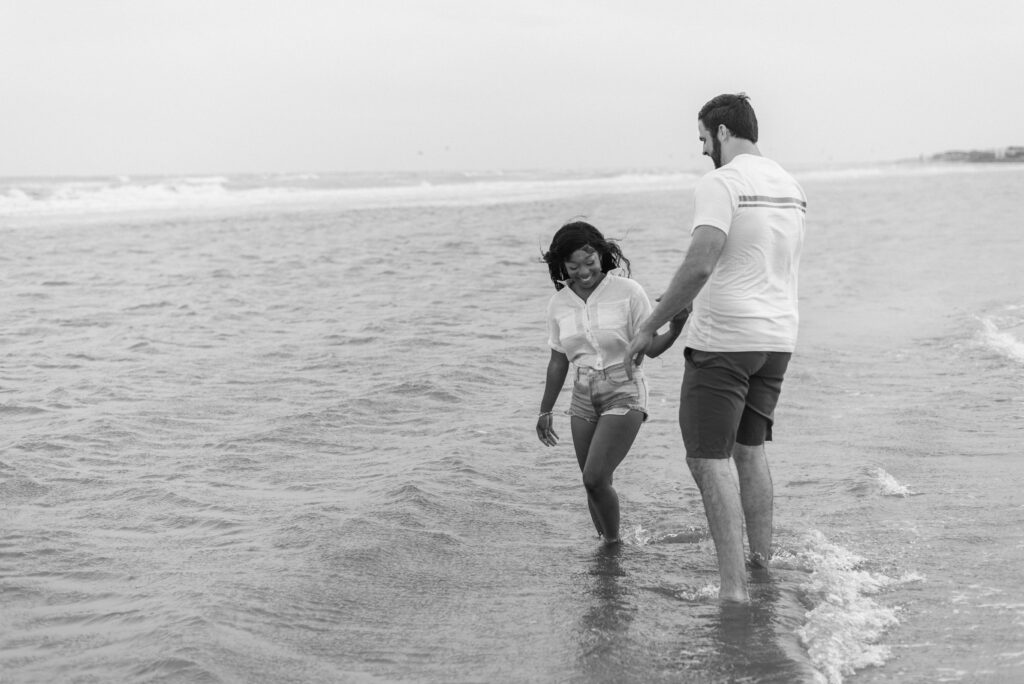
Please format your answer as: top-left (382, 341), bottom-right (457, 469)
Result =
top-left (546, 272), bottom-right (652, 370)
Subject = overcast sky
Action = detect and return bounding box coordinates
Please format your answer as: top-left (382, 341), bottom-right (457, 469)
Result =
top-left (2, 0), bottom-right (1022, 176)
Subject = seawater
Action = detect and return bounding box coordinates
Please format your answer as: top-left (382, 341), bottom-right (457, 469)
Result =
top-left (2, 165), bottom-right (1023, 683)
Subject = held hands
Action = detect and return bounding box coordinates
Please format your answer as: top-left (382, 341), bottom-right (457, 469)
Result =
top-left (625, 302), bottom-right (690, 378)
top-left (624, 328), bottom-right (653, 380)
top-left (536, 412), bottom-right (559, 446)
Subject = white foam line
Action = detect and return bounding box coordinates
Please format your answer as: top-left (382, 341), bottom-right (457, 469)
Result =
top-left (0, 172), bottom-right (701, 217)
top-left (781, 531), bottom-right (907, 683)
top-left (978, 317), bottom-right (1024, 364)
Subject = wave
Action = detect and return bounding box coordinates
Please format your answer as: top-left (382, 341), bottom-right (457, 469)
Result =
top-left (5, 162), bottom-right (1021, 218)
top-left (776, 530), bottom-right (919, 683)
top-left (634, 522), bottom-right (911, 682)
top-left (796, 161), bottom-right (1024, 183)
top-left (0, 171), bottom-right (701, 218)
top-left (871, 467), bottom-right (914, 497)
top-left (977, 316), bottom-right (1024, 365)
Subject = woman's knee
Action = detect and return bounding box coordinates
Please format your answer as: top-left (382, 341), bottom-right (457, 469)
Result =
top-left (582, 470), bottom-right (613, 493)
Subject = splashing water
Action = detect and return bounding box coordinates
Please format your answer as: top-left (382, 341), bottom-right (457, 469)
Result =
top-left (787, 531), bottom-right (911, 683)
top-left (872, 468), bottom-right (913, 497)
top-left (977, 317), bottom-right (1024, 364)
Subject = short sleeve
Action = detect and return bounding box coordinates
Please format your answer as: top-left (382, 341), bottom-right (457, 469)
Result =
top-left (546, 302), bottom-right (565, 353)
top-left (629, 283), bottom-right (653, 336)
top-left (691, 173), bottom-right (735, 235)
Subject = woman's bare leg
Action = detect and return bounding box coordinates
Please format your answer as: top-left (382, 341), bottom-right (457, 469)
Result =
top-left (570, 417), bottom-right (603, 537)
top-left (580, 411), bottom-right (644, 543)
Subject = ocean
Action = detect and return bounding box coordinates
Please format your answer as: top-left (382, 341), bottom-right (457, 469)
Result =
top-left (2, 163), bottom-right (1023, 683)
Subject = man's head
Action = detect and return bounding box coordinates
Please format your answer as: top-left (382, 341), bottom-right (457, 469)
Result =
top-left (697, 93), bottom-right (758, 168)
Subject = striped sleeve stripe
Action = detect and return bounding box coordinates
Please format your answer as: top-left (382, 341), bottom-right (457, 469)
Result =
top-left (738, 195), bottom-right (807, 212)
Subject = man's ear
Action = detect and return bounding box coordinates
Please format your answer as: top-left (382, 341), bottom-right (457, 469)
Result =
top-left (717, 124), bottom-right (730, 141)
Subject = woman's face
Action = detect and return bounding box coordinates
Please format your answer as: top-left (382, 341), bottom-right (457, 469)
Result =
top-left (564, 246), bottom-right (604, 292)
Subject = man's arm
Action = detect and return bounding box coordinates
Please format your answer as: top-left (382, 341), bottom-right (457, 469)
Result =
top-left (624, 226), bottom-right (727, 372)
top-left (642, 306), bottom-right (689, 358)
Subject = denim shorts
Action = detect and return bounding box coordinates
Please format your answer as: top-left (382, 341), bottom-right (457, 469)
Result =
top-left (568, 363), bottom-right (649, 423)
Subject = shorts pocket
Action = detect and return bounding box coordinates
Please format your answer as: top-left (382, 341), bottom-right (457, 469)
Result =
top-left (604, 365), bottom-right (635, 385)
top-left (685, 347), bottom-right (713, 369)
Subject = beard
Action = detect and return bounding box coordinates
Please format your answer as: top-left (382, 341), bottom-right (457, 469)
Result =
top-left (711, 135), bottom-right (723, 168)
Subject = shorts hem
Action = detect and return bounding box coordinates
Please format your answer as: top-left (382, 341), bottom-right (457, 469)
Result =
top-left (685, 451), bottom-right (733, 460)
top-left (568, 406), bottom-right (648, 423)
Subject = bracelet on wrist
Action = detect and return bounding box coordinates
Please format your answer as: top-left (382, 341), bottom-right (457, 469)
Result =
top-left (538, 411), bottom-right (553, 417)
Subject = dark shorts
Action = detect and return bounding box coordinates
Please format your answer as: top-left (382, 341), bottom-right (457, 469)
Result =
top-left (679, 347), bottom-right (792, 459)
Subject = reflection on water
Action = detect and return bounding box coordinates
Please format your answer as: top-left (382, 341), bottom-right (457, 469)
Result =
top-left (708, 576), bottom-right (822, 683)
top-left (569, 549), bottom-right (823, 684)
top-left (575, 544), bottom-right (637, 682)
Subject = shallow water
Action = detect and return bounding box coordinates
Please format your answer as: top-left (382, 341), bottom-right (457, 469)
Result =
top-left (2, 165), bottom-right (1023, 682)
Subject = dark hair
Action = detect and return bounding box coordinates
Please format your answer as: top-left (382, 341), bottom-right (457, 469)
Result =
top-left (698, 92), bottom-right (758, 143)
top-left (542, 220), bottom-right (630, 290)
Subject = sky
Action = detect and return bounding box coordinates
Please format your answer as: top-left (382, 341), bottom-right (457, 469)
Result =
top-left (2, 0), bottom-right (1022, 176)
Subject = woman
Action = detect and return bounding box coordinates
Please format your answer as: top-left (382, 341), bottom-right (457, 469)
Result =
top-left (536, 221), bottom-right (687, 544)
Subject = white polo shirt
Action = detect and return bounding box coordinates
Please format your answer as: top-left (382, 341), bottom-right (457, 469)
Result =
top-left (687, 154), bottom-right (807, 352)
top-left (546, 271), bottom-right (652, 370)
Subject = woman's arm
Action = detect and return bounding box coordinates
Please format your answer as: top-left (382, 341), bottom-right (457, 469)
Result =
top-left (537, 349), bottom-right (570, 446)
top-left (644, 306), bottom-right (690, 358)
top-left (625, 227), bottom-right (725, 377)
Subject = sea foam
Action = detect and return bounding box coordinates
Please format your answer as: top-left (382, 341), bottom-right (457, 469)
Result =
top-left (0, 171), bottom-right (700, 217)
top-left (977, 317), bottom-right (1024, 365)
top-left (778, 531), bottom-right (914, 684)
top-left (872, 468), bottom-right (913, 497)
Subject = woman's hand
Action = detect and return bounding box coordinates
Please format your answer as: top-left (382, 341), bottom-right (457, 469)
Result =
top-left (625, 327), bottom-right (653, 378)
top-left (536, 412), bottom-right (559, 446)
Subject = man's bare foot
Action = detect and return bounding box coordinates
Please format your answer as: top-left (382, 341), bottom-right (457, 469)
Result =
top-left (748, 551), bottom-right (770, 569)
top-left (719, 588), bottom-right (750, 603)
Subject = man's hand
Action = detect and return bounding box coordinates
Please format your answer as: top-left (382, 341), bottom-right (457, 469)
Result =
top-left (624, 327), bottom-right (653, 380)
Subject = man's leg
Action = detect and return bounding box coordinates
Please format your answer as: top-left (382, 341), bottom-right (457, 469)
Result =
top-left (679, 348), bottom-right (766, 602)
top-left (733, 442), bottom-right (773, 567)
top-left (686, 456), bottom-right (748, 601)
top-left (733, 351), bottom-right (790, 568)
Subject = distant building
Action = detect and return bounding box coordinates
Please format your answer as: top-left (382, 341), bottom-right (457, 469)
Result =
top-left (931, 146), bottom-right (1024, 163)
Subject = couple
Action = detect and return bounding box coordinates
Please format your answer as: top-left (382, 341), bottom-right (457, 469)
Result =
top-left (535, 93), bottom-right (807, 603)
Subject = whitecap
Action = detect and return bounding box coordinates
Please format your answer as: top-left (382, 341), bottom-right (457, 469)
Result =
top-left (872, 467), bottom-right (913, 497)
top-left (789, 530), bottom-right (910, 683)
top-left (977, 317), bottom-right (1024, 365)
top-left (0, 170), bottom-right (703, 219)
top-left (626, 524), bottom-right (652, 546)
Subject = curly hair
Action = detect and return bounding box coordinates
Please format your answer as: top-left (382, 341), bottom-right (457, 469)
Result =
top-left (542, 220), bottom-right (631, 290)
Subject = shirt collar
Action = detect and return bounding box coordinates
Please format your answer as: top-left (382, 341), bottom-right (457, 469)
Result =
top-left (558, 267), bottom-right (625, 288)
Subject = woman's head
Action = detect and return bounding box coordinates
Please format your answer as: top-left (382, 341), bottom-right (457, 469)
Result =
top-left (543, 220), bottom-right (630, 290)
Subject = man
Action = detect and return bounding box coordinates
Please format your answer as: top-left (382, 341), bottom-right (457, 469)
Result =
top-left (625, 93), bottom-right (806, 601)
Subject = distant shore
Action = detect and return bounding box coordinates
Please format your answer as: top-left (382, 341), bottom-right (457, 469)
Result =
top-left (928, 146), bottom-right (1024, 163)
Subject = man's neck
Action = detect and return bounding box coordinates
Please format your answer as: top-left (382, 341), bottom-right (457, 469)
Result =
top-left (721, 139), bottom-right (761, 166)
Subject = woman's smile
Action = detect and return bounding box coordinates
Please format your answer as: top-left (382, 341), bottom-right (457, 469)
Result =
top-left (565, 247), bottom-right (604, 292)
